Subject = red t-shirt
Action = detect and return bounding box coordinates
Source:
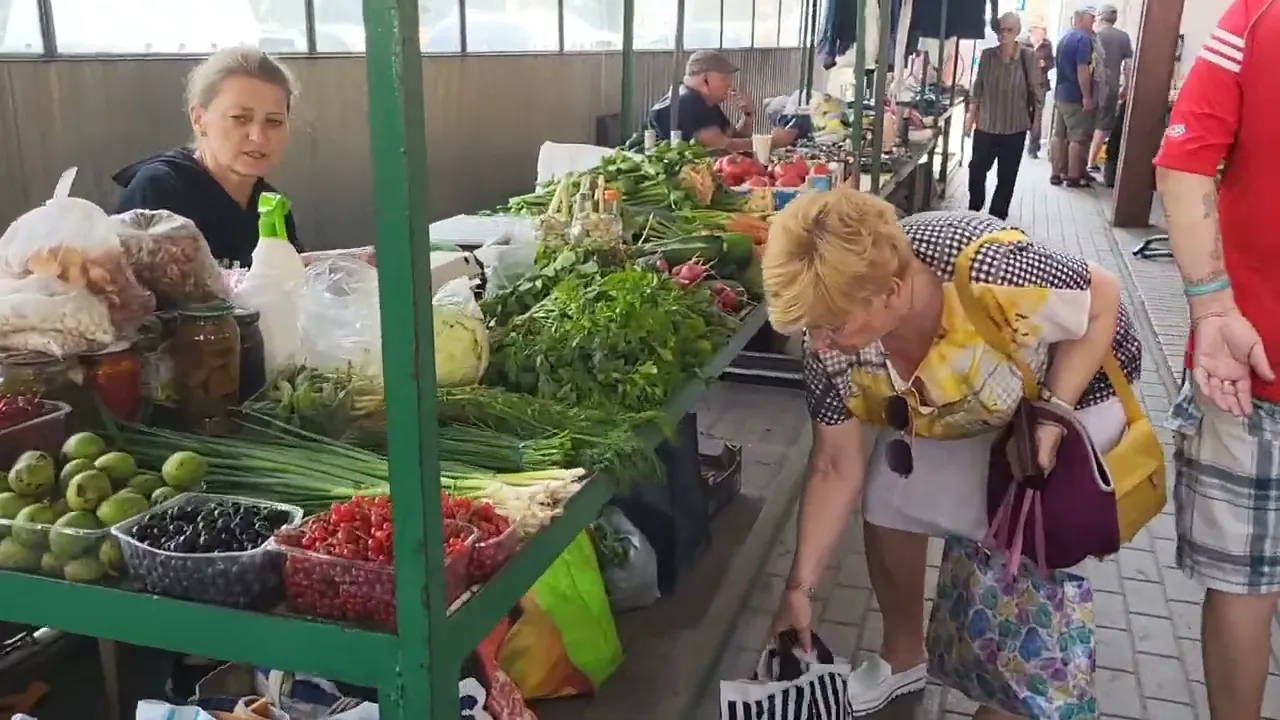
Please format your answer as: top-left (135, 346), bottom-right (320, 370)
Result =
top-left (1154, 0), bottom-right (1280, 402)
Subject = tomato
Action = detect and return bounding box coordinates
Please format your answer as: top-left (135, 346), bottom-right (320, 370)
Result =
top-left (810, 162), bottom-right (829, 175)
top-left (775, 174), bottom-right (805, 188)
top-left (745, 176), bottom-right (772, 188)
top-left (771, 158), bottom-right (807, 181)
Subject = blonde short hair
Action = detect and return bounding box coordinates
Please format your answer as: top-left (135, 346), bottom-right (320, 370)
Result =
top-left (186, 47), bottom-right (298, 112)
top-left (762, 188), bottom-right (912, 333)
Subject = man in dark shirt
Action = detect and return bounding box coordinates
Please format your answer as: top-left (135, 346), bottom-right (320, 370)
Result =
top-left (1088, 4), bottom-right (1133, 173)
top-left (649, 50), bottom-right (793, 153)
top-left (1022, 23), bottom-right (1055, 158)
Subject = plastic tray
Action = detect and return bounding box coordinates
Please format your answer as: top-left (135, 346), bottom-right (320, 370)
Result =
top-left (112, 493), bottom-right (303, 610)
top-left (275, 518), bottom-right (476, 632)
top-left (0, 401), bottom-right (71, 472)
top-left (469, 522), bottom-right (520, 584)
top-left (0, 508), bottom-right (116, 583)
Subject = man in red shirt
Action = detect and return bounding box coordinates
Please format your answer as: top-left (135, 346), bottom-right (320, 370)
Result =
top-left (1154, 1), bottom-right (1280, 717)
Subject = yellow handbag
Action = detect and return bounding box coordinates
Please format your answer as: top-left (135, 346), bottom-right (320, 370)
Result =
top-left (955, 231), bottom-right (1166, 543)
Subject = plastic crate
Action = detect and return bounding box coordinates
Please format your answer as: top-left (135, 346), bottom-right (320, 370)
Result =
top-left (0, 506), bottom-right (115, 583)
top-left (111, 493), bottom-right (303, 610)
top-left (700, 440), bottom-right (743, 518)
top-left (273, 518), bottom-right (476, 632)
top-left (0, 400), bottom-right (71, 472)
top-left (468, 522), bottom-right (519, 584)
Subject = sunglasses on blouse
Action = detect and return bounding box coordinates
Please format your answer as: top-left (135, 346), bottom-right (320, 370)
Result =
top-left (884, 393), bottom-right (914, 477)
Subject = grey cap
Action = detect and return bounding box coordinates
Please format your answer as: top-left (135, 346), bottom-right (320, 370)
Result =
top-left (1097, 3), bottom-right (1119, 19)
top-left (686, 50), bottom-right (740, 76)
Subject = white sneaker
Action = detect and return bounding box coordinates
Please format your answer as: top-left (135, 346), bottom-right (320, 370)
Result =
top-left (847, 654), bottom-right (927, 715)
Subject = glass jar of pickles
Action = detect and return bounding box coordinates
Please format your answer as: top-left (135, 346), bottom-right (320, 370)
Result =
top-left (173, 300), bottom-right (241, 434)
top-left (81, 341), bottom-right (142, 421)
top-left (233, 308), bottom-right (266, 403)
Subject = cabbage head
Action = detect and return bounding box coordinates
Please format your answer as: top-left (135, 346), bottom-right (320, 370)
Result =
top-left (433, 303), bottom-right (490, 387)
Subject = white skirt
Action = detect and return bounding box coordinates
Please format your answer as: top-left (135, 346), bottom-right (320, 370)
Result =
top-left (861, 398), bottom-right (1128, 543)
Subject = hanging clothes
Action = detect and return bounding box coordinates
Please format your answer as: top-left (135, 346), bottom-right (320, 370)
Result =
top-left (909, 0), bottom-right (995, 40)
top-left (818, 0), bottom-right (858, 70)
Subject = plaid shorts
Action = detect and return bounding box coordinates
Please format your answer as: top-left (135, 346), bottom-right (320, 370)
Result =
top-left (1169, 383), bottom-right (1280, 595)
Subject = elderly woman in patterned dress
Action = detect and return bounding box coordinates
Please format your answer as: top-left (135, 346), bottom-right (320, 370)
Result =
top-left (763, 188), bottom-right (1142, 719)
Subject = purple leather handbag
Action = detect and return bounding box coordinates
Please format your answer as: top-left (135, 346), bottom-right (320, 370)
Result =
top-left (986, 399), bottom-right (1121, 570)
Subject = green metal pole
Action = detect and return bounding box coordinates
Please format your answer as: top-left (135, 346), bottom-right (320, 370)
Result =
top-left (850, 0), bottom-right (868, 188)
top-left (802, 0), bottom-right (820, 103)
top-left (621, 0), bottom-right (636, 138)
top-left (797, 0), bottom-right (811, 95)
top-left (361, 1), bottom-right (450, 719)
top-left (868, 0), bottom-right (893, 194)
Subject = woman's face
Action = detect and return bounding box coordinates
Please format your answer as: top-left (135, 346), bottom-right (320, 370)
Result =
top-left (808, 280), bottom-right (909, 355)
top-left (190, 75), bottom-right (291, 180)
top-left (997, 18), bottom-right (1020, 45)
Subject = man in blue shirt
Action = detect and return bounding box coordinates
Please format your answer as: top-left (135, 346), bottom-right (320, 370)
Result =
top-left (649, 50), bottom-right (794, 153)
top-left (1050, 6), bottom-right (1098, 186)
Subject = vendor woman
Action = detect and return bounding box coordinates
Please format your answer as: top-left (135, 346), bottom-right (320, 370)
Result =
top-left (649, 50), bottom-right (799, 153)
top-left (114, 46), bottom-right (304, 702)
top-left (113, 46), bottom-right (302, 268)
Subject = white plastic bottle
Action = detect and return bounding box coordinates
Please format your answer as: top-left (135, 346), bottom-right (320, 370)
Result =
top-left (231, 192), bottom-right (305, 376)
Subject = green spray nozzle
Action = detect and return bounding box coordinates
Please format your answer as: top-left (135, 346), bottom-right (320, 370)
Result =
top-left (257, 192), bottom-right (291, 240)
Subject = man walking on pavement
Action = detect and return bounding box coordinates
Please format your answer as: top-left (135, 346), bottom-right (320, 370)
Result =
top-left (1087, 4), bottom-right (1132, 175)
top-left (1049, 6), bottom-right (1097, 187)
top-left (1154, 0), bottom-right (1280, 718)
top-left (1021, 23), bottom-right (1054, 158)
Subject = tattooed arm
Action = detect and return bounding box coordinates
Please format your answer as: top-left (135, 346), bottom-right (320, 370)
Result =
top-left (1156, 172), bottom-right (1233, 318)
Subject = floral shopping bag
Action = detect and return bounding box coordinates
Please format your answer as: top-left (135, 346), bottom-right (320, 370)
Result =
top-left (925, 536), bottom-right (1098, 719)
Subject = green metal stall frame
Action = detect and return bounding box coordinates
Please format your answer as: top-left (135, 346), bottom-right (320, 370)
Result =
top-left (0, 3), bottom-right (774, 718)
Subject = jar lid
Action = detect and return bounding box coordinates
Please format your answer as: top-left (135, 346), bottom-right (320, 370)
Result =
top-left (233, 308), bottom-right (261, 325)
top-left (179, 299), bottom-right (236, 318)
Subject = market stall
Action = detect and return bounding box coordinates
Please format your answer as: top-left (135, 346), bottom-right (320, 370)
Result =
top-left (0, 2), bottom-right (787, 718)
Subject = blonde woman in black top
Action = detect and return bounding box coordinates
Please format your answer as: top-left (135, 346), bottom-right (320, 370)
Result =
top-left (964, 12), bottom-right (1043, 219)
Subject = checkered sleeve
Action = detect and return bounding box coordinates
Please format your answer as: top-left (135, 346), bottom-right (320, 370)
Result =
top-left (802, 344), bottom-right (852, 425)
top-left (969, 237), bottom-right (1094, 344)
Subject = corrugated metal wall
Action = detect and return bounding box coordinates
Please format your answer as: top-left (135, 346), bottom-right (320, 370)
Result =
top-left (0, 48), bottom-right (815, 250)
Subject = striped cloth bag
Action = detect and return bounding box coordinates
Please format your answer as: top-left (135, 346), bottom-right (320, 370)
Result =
top-left (719, 631), bottom-right (853, 720)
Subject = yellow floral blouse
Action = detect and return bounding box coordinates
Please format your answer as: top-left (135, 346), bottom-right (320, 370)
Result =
top-left (803, 211), bottom-right (1141, 440)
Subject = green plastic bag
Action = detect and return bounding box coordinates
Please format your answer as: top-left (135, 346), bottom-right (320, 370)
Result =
top-left (498, 531), bottom-right (624, 698)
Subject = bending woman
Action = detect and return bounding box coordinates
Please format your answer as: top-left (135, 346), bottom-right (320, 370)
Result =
top-left (764, 189), bottom-right (1140, 719)
top-left (113, 46), bottom-right (302, 267)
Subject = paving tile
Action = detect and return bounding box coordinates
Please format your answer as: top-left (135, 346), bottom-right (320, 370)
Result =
top-left (1167, 601), bottom-right (1201, 641)
top-left (1179, 638), bottom-right (1204, 684)
top-left (1096, 626), bottom-right (1137, 672)
top-left (1095, 668), bottom-right (1144, 718)
top-left (1095, 591), bottom-right (1130, 630)
top-left (1145, 699), bottom-right (1196, 720)
top-left (1136, 653), bottom-right (1192, 704)
top-left (1118, 548), bottom-right (1162, 583)
top-left (1122, 579), bottom-right (1171, 618)
top-left (1130, 614), bottom-right (1180, 658)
